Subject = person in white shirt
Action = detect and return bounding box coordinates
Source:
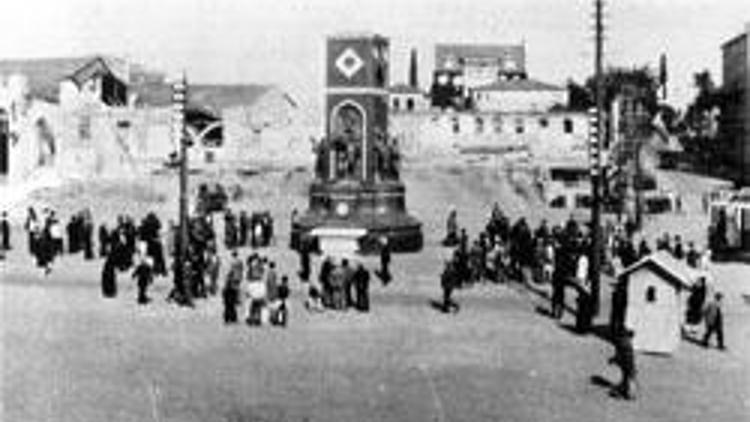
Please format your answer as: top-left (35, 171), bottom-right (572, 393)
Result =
top-left (246, 273), bottom-right (267, 326)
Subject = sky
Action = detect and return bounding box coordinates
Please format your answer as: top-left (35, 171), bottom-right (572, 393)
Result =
top-left (1, 0), bottom-right (748, 113)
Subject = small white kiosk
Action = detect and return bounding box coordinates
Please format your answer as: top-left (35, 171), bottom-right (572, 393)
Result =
top-left (618, 251), bottom-right (695, 354)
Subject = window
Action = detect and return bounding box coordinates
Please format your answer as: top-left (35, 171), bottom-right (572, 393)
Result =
top-left (493, 114), bottom-right (503, 133)
top-left (539, 118), bottom-right (549, 128)
top-left (563, 118), bottom-right (574, 134)
top-left (645, 286), bottom-right (657, 303)
top-left (78, 115), bottom-right (91, 140)
top-left (205, 150), bottom-right (215, 164)
top-left (475, 116), bottom-right (484, 134)
top-left (393, 98), bottom-right (400, 110)
top-left (406, 98), bottom-right (414, 111)
top-left (452, 117), bottom-right (460, 134)
top-left (515, 117), bottom-right (524, 134)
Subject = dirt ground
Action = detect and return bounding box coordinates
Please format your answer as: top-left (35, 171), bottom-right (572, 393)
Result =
top-left (1, 166), bottom-right (749, 422)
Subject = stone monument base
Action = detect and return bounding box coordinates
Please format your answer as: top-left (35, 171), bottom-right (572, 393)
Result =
top-left (292, 179), bottom-right (423, 254)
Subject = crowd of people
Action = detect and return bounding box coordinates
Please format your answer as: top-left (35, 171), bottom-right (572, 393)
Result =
top-left (440, 203), bottom-right (595, 329)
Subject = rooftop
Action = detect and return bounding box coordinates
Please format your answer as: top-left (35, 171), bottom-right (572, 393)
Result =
top-left (0, 55), bottom-right (163, 102)
top-left (473, 78), bottom-right (564, 93)
top-left (435, 43), bottom-right (526, 71)
top-left (618, 251), bottom-right (696, 289)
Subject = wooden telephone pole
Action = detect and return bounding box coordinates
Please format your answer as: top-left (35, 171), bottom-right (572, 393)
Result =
top-left (590, 0), bottom-right (606, 316)
top-left (172, 74), bottom-right (192, 307)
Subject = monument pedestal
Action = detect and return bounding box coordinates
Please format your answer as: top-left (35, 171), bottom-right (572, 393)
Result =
top-left (293, 179), bottom-right (423, 254)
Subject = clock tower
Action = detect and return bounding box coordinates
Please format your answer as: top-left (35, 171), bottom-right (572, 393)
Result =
top-left (292, 33), bottom-right (423, 254)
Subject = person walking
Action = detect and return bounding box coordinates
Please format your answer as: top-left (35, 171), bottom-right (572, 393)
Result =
top-left (132, 256), bottom-right (154, 304)
top-left (609, 328), bottom-right (638, 400)
top-left (703, 292), bottom-right (726, 350)
top-left (440, 260), bottom-right (459, 313)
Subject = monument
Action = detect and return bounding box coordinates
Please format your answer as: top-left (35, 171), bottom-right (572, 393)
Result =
top-left (292, 33), bottom-right (423, 254)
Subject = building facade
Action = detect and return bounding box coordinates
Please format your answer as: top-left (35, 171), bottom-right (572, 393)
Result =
top-left (721, 23), bottom-right (750, 186)
top-left (389, 84), bottom-right (429, 113)
top-left (430, 43), bottom-right (526, 110)
top-left (0, 56), bottom-right (308, 184)
top-left (472, 79), bottom-right (568, 113)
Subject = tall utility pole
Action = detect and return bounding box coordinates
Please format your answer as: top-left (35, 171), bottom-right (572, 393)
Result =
top-left (172, 74), bottom-right (192, 307)
top-left (590, 0), bottom-right (606, 316)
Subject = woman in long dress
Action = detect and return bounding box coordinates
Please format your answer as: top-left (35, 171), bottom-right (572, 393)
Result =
top-left (101, 254), bottom-right (118, 298)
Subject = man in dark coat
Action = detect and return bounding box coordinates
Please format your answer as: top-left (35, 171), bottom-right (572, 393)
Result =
top-left (98, 224), bottom-right (109, 258)
top-left (618, 238), bottom-right (638, 269)
top-left (81, 209), bottom-right (94, 260)
top-left (298, 238), bottom-right (311, 283)
top-left (0, 211), bottom-right (10, 251)
top-left (132, 258), bottom-right (154, 304)
top-left (609, 328), bottom-right (637, 400)
top-left (686, 277), bottom-right (707, 326)
top-left (319, 257), bottom-right (334, 308)
top-left (222, 251), bottom-right (243, 324)
top-left (340, 259), bottom-right (355, 308)
top-left (239, 211), bottom-right (249, 246)
top-left (353, 263), bottom-right (370, 312)
top-left (440, 260), bottom-right (459, 313)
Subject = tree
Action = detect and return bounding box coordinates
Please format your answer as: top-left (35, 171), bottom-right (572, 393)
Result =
top-left (585, 66), bottom-right (660, 116)
top-left (566, 79), bottom-right (593, 111)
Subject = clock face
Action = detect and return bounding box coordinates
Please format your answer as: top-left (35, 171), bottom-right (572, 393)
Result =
top-left (335, 202), bottom-right (350, 217)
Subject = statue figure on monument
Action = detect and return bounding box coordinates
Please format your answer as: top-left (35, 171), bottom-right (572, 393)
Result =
top-left (387, 137), bottom-right (400, 180)
top-left (313, 137), bottom-right (330, 181)
top-left (332, 104), bottom-right (364, 180)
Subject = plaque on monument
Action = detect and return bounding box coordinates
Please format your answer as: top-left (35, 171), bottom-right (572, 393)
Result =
top-left (292, 33), bottom-right (423, 253)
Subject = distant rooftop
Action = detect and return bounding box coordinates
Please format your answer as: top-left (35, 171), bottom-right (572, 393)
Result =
top-left (721, 23), bottom-right (750, 48)
top-left (473, 78), bottom-right (564, 92)
top-left (0, 55), bottom-right (164, 102)
top-left (329, 31), bottom-right (388, 41)
top-left (435, 43), bottom-right (526, 73)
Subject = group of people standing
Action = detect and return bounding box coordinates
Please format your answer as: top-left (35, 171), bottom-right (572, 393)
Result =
top-left (222, 251), bottom-right (289, 326)
top-left (25, 207), bottom-right (67, 273)
top-left (100, 212), bottom-right (169, 303)
top-left (224, 209), bottom-right (274, 249)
